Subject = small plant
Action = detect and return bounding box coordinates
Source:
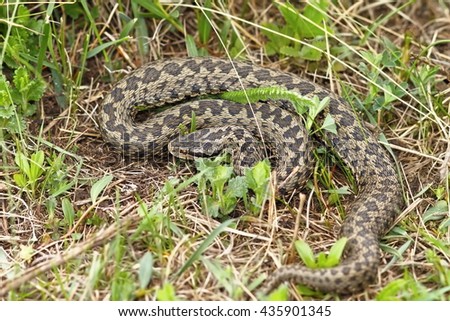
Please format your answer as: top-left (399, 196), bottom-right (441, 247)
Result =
top-left (262, 0), bottom-right (343, 63)
top-left (376, 270), bottom-right (450, 301)
top-left (156, 283), bottom-right (178, 301)
top-left (194, 156), bottom-right (271, 217)
top-left (0, 3), bottom-right (46, 136)
top-left (201, 257), bottom-right (266, 300)
top-left (13, 150), bottom-right (45, 195)
top-left (260, 238), bottom-right (347, 299)
top-left (178, 86), bottom-right (335, 218)
top-left (357, 44), bottom-right (408, 115)
top-left (294, 238), bottom-right (347, 269)
top-left (0, 4), bottom-right (43, 70)
top-left (0, 67), bottom-right (45, 135)
top-left (264, 285), bottom-right (290, 301)
top-left (12, 149), bottom-right (74, 199)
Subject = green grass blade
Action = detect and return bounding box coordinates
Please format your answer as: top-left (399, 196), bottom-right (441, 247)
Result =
top-left (90, 174), bottom-right (113, 204)
top-left (176, 219), bottom-right (235, 276)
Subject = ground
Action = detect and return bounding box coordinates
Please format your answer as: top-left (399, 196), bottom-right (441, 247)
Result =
top-left (0, 0), bottom-right (449, 300)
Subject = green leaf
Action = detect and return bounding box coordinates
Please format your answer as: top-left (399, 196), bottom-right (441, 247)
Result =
top-left (320, 113), bottom-right (337, 134)
top-left (265, 284), bottom-right (289, 301)
top-left (0, 102), bottom-right (14, 119)
top-left (86, 37), bottom-right (131, 59)
top-left (135, 0), bottom-right (168, 19)
top-left (299, 44), bottom-right (323, 61)
top-left (204, 195), bottom-right (221, 218)
top-left (26, 78), bottom-right (46, 102)
top-left (62, 198), bottom-right (75, 227)
top-left (423, 200), bottom-right (448, 223)
top-left (325, 237), bottom-right (347, 267)
top-left (29, 150), bottom-right (45, 182)
top-left (13, 173), bottom-right (27, 188)
top-left (439, 217), bottom-right (450, 231)
top-left (64, 2), bottom-right (84, 19)
top-left (198, 0), bottom-right (212, 44)
top-left (212, 165), bottom-right (233, 187)
top-left (139, 252), bottom-right (154, 289)
top-left (119, 18), bottom-right (138, 39)
top-left (303, 0), bottom-right (331, 37)
top-left (13, 67), bottom-right (29, 96)
top-left (0, 76), bottom-right (13, 108)
top-left (189, 110), bottom-right (197, 133)
top-left (294, 240), bottom-right (317, 268)
top-left (185, 34), bottom-right (199, 57)
top-left (90, 174), bottom-right (113, 203)
top-left (134, 0), bottom-right (182, 32)
top-left (246, 160), bottom-right (270, 192)
top-left (279, 45), bottom-right (301, 57)
top-left (226, 176), bottom-right (248, 198)
top-left (156, 283), bottom-right (177, 301)
top-left (15, 152), bottom-right (31, 179)
top-left (306, 96), bottom-right (330, 130)
top-left (316, 252), bottom-right (327, 267)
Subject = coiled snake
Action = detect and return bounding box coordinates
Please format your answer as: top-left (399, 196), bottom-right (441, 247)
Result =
top-left (98, 57), bottom-right (403, 294)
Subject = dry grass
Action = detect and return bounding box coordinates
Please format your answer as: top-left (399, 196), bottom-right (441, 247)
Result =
top-left (1, 0), bottom-right (449, 300)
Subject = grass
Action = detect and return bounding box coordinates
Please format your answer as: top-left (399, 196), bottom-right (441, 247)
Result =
top-left (1, 0), bottom-right (449, 301)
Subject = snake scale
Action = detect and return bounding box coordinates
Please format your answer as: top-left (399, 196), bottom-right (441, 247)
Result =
top-left (98, 57), bottom-right (403, 294)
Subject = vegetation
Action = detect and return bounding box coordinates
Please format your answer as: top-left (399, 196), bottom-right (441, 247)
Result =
top-left (0, 0), bottom-right (449, 301)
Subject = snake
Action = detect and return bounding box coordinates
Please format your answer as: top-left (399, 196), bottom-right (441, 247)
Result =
top-left (98, 57), bottom-right (403, 294)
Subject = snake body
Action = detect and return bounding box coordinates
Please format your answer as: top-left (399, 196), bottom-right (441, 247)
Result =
top-left (98, 57), bottom-right (403, 294)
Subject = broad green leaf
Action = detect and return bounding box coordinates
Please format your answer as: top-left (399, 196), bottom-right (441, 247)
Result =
top-left (15, 152), bottom-right (30, 178)
top-left (204, 195), bottom-right (221, 218)
top-left (26, 78), bottom-right (46, 102)
top-left (300, 0), bottom-right (331, 37)
top-left (156, 283), bottom-right (177, 301)
top-left (299, 40), bottom-right (326, 61)
top-left (62, 198), bottom-right (75, 227)
top-left (295, 240), bottom-right (317, 268)
top-left (212, 165), bottom-right (233, 186)
top-left (246, 160), bottom-right (270, 192)
top-left (29, 150), bottom-right (45, 182)
top-left (325, 237), bottom-right (347, 267)
top-left (90, 175), bottom-right (113, 203)
top-left (226, 176), bottom-right (248, 198)
top-left (279, 45), bottom-right (301, 58)
top-left (265, 284), bottom-right (289, 301)
top-left (139, 252), bottom-right (154, 289)
top-left (13, 173), bottom-right (27, 188)
top-left (320, 113), bottom-right (337, 134)
top-left (13, 67), bottom-right (30, 93)
top-left (423, 200), bottom-right (448, 223)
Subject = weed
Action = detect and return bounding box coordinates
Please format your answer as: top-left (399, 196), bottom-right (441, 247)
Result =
top-left (0, 67), bottom-right (45, 135)
top-left (262, 0), bottom-right (346, 66)
top-left (193, 156), bottom-right (271, 218)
